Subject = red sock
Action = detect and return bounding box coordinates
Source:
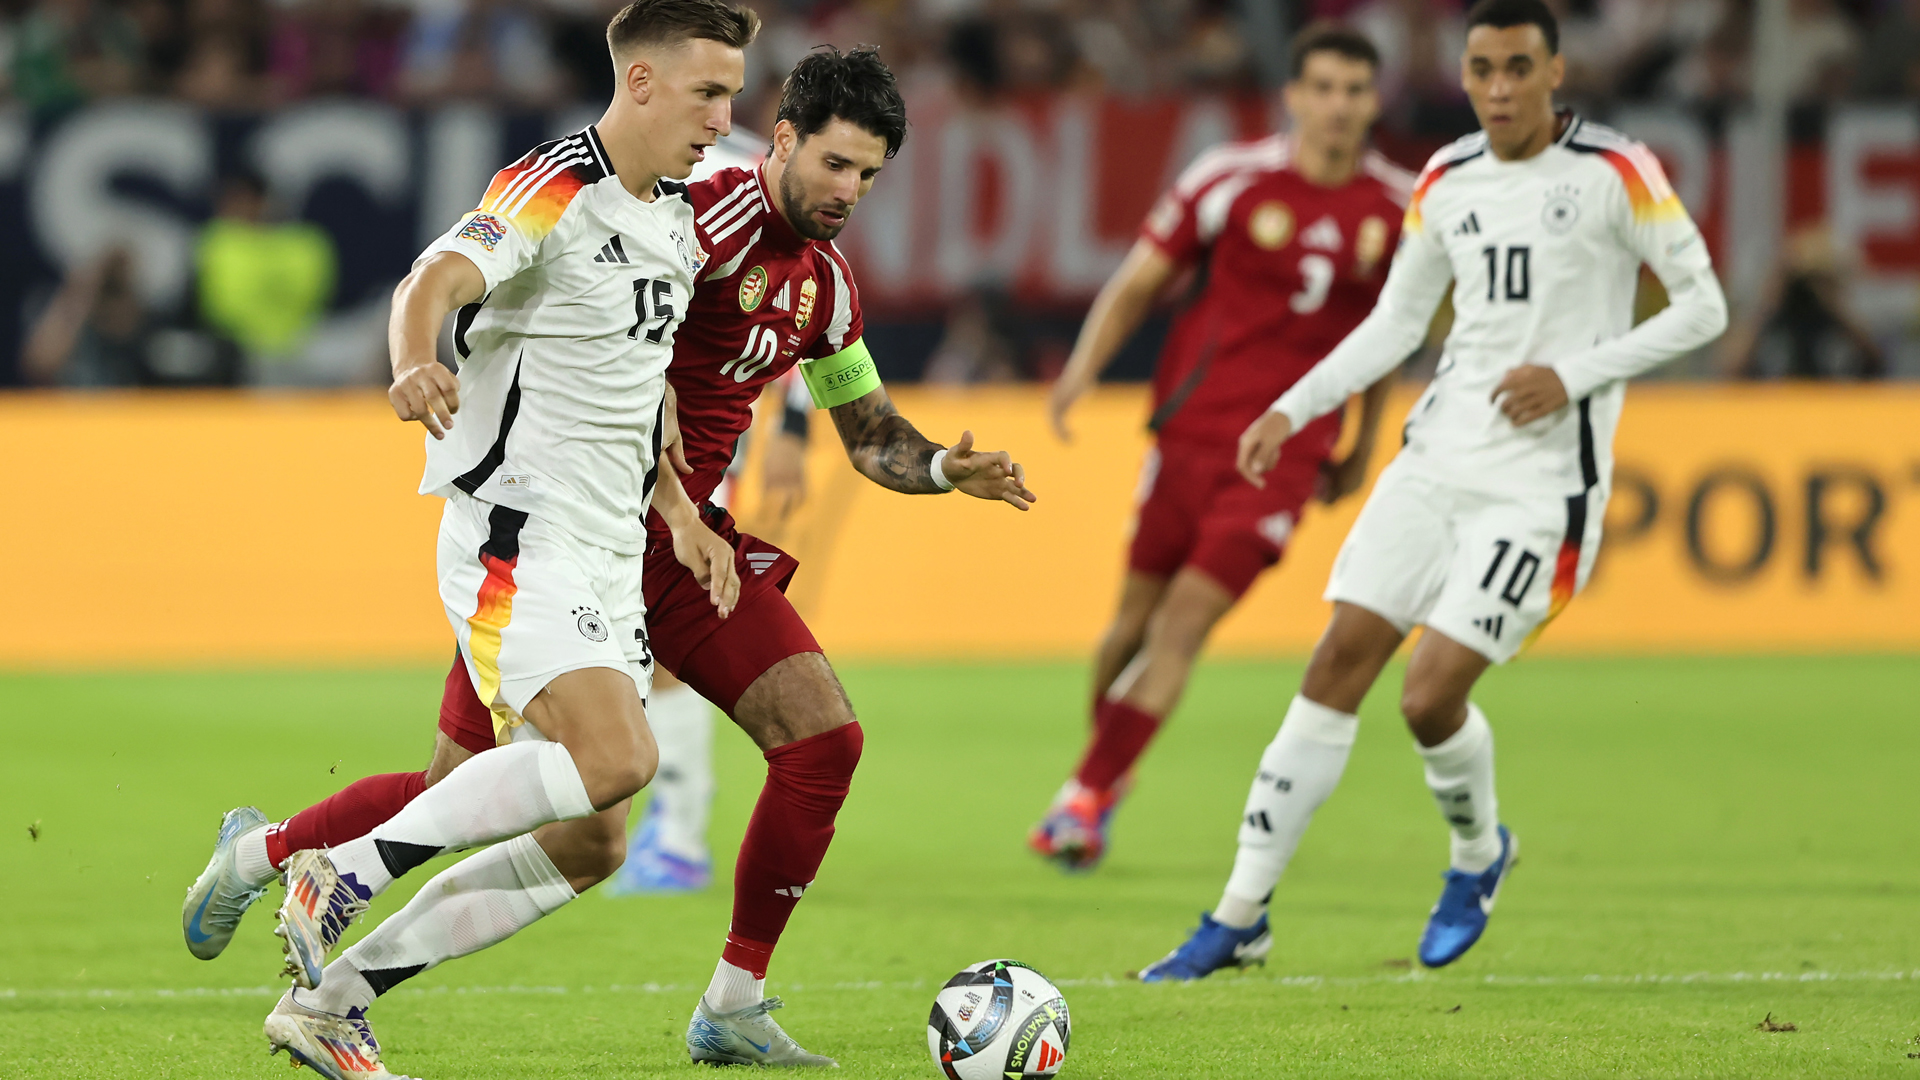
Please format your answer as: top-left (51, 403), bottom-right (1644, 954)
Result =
top-left (722, 722), bottom-right (864, 979)
top-left (263, 771), bottom-right (429, 869)
top-left (1074, 699), bottom-right (1163, 793)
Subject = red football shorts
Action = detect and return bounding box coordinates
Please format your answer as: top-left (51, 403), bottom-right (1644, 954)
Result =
top-left (1127, 440), bottom-right (1325, 599)
top-left (438, 506), bottom-right (822, 752)
top-left (438, 651), bottom-right (494, 756)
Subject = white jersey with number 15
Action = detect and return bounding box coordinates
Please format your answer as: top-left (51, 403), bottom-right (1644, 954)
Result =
top-left (417, 126), bottom-right (707, 555)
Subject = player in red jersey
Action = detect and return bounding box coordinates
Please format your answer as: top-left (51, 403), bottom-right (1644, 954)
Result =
top-left (180, 47), bottom-right (1033, 1068)
top-left (1029, 24), bottom-right (1413, 871)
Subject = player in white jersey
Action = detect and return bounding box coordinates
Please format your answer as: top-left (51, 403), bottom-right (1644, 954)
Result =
top-left (256, 4), bottom-right (763, 1077)
top-left (1138, 0), bottom-right (1727, 981)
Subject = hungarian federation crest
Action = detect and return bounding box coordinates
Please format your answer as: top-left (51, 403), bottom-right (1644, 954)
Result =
top-left (794, 277), bottom-right (817, 329)
top-left (738, 266), bottom-right (769, 312)
top-left (1249, 201), bottom-right (1294, 250)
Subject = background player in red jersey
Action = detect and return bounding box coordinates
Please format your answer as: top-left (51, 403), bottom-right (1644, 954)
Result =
top-left (182, 47), bottom-right (1034, 1068)
top-left (1030, 24), bottom-right (1413, 872)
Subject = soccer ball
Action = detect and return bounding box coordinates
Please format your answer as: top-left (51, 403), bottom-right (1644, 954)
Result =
top-left (926, 959), bottom-right (1071, 1079)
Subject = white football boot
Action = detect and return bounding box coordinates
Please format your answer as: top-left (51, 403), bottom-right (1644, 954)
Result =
top-left (264, 989), bottom-right (411, 1079)
top-left (182, 806), bottom-right (271, 960)
top-left (275, 849), bottom-right (370, 989)
top-left (687, 996), bottom-right (837, 1067)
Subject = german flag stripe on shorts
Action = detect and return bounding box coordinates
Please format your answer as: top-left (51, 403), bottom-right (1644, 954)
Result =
top-left (1524, 398), bottom-right (1598, 650)
top-left (466, 505), bottom-right (529, 737)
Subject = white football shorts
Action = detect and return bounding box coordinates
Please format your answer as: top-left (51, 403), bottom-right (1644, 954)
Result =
top-left (438, 490), bottom-right (654, 737)
top-left (1324, 458), bottom-right (1606, 664)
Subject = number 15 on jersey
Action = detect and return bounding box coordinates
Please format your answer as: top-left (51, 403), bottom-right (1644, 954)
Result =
top-left (630, 278), bottom-right (676, 343)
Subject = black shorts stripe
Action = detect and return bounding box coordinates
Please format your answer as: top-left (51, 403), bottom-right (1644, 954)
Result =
top-left (479, 503), bottom-right (529, 564)
top-left (453, 355), bottom-right (522, 496)
top-left (1562, 490), bottom-right (1588, 554)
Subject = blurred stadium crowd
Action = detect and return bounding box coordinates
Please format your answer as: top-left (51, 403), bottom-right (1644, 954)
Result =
top-left (5, 0), bottom-right (1919, 387)
top-left (9, 0), bottom-right (1918, 119)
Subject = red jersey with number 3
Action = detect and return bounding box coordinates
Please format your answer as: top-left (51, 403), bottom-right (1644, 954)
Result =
top-left (1143, 135), bottom-right (1412, 457)
top-left (652, 165), bottom-right (865, 536)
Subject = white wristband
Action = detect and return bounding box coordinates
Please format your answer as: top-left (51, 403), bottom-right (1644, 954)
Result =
top-left (928, 447), bottom-right (956, 491)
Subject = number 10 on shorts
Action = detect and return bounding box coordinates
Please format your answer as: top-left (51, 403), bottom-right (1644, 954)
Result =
top-left (1480, 539), bottom-right (1540, 608)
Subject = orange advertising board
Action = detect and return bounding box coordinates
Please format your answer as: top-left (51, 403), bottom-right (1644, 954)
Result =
top-left (2, 385), bottom-right (1915, 668)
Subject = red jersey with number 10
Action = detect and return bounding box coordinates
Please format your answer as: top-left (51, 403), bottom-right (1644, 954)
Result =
top-left (1143, 135), bottom-right (1412, 458)
top-left (649, 165), bottom-right (865, 539)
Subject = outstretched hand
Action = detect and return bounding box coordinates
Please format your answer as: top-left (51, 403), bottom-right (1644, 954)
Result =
top-left (390, 361), bottom-right (461, 439)
top-left (942, 430), bottom-right (1037, 510)
top-left (670, 517), bottom-right (740, 618)
top-left (1491, 364), bottom-right (1569, 426)
top-left (1236, 411), bottom-right (1295, 488)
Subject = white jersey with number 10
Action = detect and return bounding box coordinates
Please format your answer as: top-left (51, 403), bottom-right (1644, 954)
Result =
top-left (1273, 114), bottom-right (1725, 502)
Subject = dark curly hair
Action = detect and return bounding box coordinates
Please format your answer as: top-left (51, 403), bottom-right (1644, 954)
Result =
top-left (773, 46), bottom-right (908, 159)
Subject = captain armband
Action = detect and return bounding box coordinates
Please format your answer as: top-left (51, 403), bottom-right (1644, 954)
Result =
top-left (798, 338), bottom-right (882, 409)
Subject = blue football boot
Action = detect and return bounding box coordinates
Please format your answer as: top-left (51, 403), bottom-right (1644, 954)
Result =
top-left (182, 806), bottom-right (271, 959)
top-left (1418, 825), bottom-right (1518, 968)
top-left (605, 800), bottom-right (711, 895)
top-left (1137, 911), bottom-right (1272, 982)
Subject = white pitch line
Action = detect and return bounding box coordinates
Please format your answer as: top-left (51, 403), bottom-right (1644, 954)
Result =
top-left (6, 970), bottom-right (1918, 1001)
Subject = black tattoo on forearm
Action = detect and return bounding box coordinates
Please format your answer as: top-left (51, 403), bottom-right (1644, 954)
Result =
top-left (829, 389), bottom-right (946, 494)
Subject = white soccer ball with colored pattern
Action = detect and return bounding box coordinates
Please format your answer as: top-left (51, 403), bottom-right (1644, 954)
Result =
top-left (926, 959), bottom-right (1070, 1079)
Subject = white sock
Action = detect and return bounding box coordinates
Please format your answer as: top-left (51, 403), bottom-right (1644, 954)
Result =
top-left (326, 741), bottom-right (593, 898)
top-left (234, 825), bottom-right (277, 886)
top-left (308, 834), bottom-right (576, 1014)
top-left (1416, 703), bottom-right (1502, 874)
top-left (293, 968), bottom-right (372, 1016)
top-left (704, 958), bottom-right (765, 1014)
top-left (1216, 696), bottom-right (1359, 929)
top-left (645, 684), bottom-right (715, 861)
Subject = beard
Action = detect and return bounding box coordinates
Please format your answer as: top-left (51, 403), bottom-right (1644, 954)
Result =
top-left (779, 166), bottom-right (846, 242)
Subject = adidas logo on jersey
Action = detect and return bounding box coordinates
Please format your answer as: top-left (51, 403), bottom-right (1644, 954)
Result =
top-left (746, 553), bottom-right (780, 576)
top-left (592, 235), bottom-right (630, 264)
top-left (1300, 215), bottom-right (1343, 252)
top-left (1453, 212), bottom-right (1481, 236)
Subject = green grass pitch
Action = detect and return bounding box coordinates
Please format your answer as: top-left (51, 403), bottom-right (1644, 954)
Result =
top-left (4, 656), bottom-right (1919, 1078)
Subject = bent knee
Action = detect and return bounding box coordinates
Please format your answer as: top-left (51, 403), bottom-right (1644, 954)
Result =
top-left (1398, 686), bottom-right (1464, 733)
top-left (557, 832), bottom-right (628, 892)
top-left (1143, 614), bottom-right (1215, 662)
top-left (620, 742), bottom-right (660, 798)
top-left (593, 831), bottom-right (628, 880)
top-left (581, 748), bottom-right (657, 809)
